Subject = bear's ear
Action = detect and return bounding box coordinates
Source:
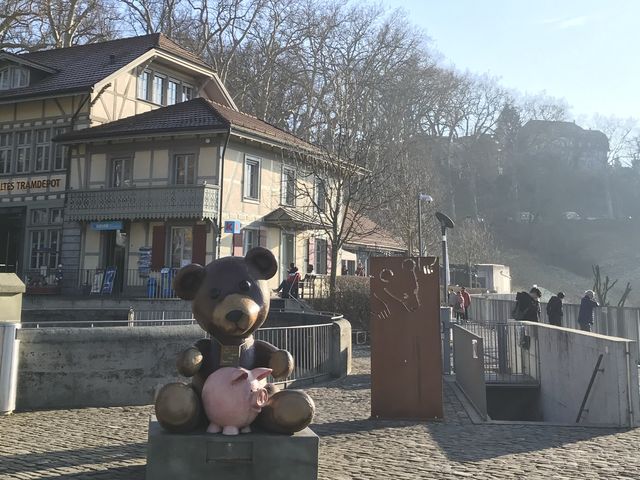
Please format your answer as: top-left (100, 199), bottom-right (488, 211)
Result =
top-left (245, 247), bottom-right (278, 280)
top-left (173, 264), bottom-right (206, 300)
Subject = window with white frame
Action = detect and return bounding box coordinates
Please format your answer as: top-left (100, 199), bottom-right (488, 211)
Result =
top-left (244, 156), bottom-right (261, 200)
top-left (15, 131), bottom-right (31, 173)
top-left (173, 153), bottom-right (196, 185)
top-left (48, 229), bottom-right (61, 268)
top-left (182, 84), bottom-right (193, 101)
top-left (29, 230), bottom-right (47, 269)
top-left (34, 129), bottom-right (51, 172)
top-left (28, 208), bottom-right (62, 269)
top-left (0, 66), bottom-right (29, 90)
top-left (137, 70), bottom-right (151, 101)
top-left (53, 127), bottom-right (68, 170)
top-left (281, 166), bottom-right (296, 206)
top-left (167, 80), bottom-right (179, 105)
top-left (152, 74), bottom-right (166, 105)
top-left (242, 229), bottom-right (258, 255)
top-left (0, 132), bottom-right (11, 174)
top-left (170, 226), bottom-right (193, 268)
top-left (111, 156), bottom-right (133, 188)
top-left (50, 208), bottom-right (63, 224)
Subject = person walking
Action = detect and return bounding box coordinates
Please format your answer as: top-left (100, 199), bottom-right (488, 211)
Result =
top-left (512, 287), bottom-right (542, 322)
top-left (453, 290), bottom-right (466, 322)
top-left (546, 292), bottom-right (565, 327)
top-left (447, 288), bottom-right (457, 308)
top-left (577, 290), bottom-right (599, 332)
top-left (460, 286), bottom-right (471, 321)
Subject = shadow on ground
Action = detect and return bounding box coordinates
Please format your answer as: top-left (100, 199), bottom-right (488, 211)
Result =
top-left (0, 443), bottom-right (146, 479)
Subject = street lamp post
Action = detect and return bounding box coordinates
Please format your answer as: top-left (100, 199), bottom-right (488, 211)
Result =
top-left (417, 193), bottom-right (433, 256)
top-left (435, 211), bottom-right (455, 302)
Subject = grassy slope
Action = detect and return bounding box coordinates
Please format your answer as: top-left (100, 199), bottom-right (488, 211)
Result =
top-left (498, 220), bottom-right (640, 306)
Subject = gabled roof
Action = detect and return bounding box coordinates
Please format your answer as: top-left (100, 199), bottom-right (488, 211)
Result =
top-left (55, 97), bottom-right (317, 152)
top-left (55, 98), bottom-right (230, 141)
top-left (0, 33), bottom-right (211, 102)
top-left (344, 215), bottom-right (406, 252)
top-left (263, 207), bottom-right (323, 230)
top-left (0, 51), bottom-right (57, 73)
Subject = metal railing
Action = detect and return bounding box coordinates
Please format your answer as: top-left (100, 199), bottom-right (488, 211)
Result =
top-left (472, 295), bottom-right (640, 362)
top-left (24, 267), bottom-right (181, 298)
top-left (462, 322), bottom-right (540, 385)
top-left (20, 318), bottom-right (334, 386)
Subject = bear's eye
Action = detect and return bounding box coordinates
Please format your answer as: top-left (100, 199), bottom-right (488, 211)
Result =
top-left (239, 280), bottom-right (251, 292)
top-left (210, 288), bottom-right (221, 299)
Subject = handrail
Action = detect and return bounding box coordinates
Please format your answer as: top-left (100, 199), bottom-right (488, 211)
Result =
top-left (576, 353), bottom-right (604, 423)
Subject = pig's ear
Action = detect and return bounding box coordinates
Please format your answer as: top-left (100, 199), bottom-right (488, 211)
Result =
top-left (232, 370), bottom-right (249, 384)
top-left (253, 367), bottom-right (272, 381)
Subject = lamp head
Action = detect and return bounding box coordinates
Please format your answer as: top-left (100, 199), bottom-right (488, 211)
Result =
top-left (435, 211), bottom-right (455, 229)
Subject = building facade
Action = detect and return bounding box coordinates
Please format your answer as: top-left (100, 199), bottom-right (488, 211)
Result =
top-left (1, 34), bottom-right (403, 295)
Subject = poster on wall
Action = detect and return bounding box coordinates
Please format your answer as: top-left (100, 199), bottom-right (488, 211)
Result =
top-left (90, 271), bottom-right (104, 294)
top-left (100, 267), bottom-right (117, 295)
top-left (138, 246), bottom-right (152, 277)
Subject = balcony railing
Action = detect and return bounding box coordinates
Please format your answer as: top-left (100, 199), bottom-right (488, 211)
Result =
top-left (65, 184), bottom-right (220, 221)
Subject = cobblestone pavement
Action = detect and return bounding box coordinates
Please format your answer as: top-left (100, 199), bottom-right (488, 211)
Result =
top-left (1, 346), bottom-right (639, 479)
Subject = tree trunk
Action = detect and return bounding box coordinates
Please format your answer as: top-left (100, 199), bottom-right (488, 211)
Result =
top-left (329, 242), bottom-right (339, 310)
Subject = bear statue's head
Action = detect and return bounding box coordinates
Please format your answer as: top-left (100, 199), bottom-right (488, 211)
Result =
top-left (172, 247), bottom-right (278, 341)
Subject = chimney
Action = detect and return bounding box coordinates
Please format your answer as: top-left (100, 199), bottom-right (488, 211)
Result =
top-left (109, 54), bottom-right (116, 65)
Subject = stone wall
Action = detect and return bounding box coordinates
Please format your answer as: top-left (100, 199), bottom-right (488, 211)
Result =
top-left (15, 319), bottom-right (351, 410)
top-left (522, 321), bottom-right (639, 427)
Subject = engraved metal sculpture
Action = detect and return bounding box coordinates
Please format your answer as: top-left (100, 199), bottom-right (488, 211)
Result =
top-left (370, 256), bottom-right (443, 419)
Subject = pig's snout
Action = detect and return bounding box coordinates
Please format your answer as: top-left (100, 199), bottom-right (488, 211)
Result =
top-left (252, 388), bottom-right (269, 410)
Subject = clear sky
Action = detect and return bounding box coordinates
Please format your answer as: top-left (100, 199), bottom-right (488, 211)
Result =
top-left (382, 0), bottom-right (639, 120)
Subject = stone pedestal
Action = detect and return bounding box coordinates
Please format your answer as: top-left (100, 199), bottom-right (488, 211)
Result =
top-left (146, 416), bottom-right (319, 480)
top-left (0, 273), bottom-right (24, 415)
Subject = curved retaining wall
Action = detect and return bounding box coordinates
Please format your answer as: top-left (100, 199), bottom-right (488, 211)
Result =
top-left (16, 320), bottom-right (351, 410)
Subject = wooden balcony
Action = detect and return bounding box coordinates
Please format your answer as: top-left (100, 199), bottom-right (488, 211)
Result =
top-left (65, 184), bottom-right (220, 221)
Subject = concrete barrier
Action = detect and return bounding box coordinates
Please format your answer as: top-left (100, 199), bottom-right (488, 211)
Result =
top-left (16, 320), bottom-right (350, 410)
top-left (452, 325), bottom-right (487, 419)
top-left (521, 321), bottom-right (639, 427)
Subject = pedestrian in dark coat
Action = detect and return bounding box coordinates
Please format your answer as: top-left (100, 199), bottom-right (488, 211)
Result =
top-left (512, 287), bottom-right (542, 322)
top-left (578, 290), bottom-right (599, 332)
top-left (546, 292), bottom-right (565, 327)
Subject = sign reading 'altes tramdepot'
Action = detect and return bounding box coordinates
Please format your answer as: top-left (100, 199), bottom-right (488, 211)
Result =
top-left (0, 175), bottom-right (65, 193)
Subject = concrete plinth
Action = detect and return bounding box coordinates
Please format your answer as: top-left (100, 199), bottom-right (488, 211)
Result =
top-left (145, 416), bottom-right (319, 480)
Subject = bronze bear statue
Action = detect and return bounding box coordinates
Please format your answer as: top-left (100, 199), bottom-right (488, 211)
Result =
top-left (154, 247), bottom-right (315, 434)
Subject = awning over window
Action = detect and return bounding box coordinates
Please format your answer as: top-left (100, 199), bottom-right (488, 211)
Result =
top-left (263, 207), bottom-right (322, 230)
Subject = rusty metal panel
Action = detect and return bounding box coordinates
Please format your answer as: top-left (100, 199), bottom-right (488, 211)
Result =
top-left (370, 256), bottom-right (443, 419)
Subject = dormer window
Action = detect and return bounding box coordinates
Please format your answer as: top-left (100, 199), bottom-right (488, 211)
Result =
top-left (0, 66), bottom-right (29, 90)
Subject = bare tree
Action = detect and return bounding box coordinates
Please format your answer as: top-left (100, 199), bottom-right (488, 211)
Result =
top-left (0, 0), bottom-right (34, 51)
top-left (449, 218), bottom-right (499, 287)
top-left (293, 123), bottom-right (391, 303)
top-left (29, 0), bottom-right (119, 49)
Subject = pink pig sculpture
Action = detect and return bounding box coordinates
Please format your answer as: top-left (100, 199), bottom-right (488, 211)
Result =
top-left (201, 366), bottom-right (272, 435)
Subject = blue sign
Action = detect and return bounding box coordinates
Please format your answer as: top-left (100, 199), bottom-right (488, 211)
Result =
top-left (91, 221), bottom-right (124, 231)
top-left (224, 220), bottom-right (241, 234)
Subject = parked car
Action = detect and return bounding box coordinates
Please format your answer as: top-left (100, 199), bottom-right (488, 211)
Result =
top-left (562, 211), bottom-right (581, 220)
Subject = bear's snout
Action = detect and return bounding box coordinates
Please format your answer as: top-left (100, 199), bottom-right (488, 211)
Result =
top-left (211, 293), bottom-right (262, 334)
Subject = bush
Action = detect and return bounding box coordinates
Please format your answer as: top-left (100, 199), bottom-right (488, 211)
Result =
top-left (310, 276), bottom-right (371, 330)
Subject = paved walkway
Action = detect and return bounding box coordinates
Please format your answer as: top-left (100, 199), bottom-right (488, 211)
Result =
top-left (1, 347), bottom-right (639, 479)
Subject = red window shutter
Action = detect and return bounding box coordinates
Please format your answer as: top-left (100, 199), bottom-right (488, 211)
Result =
top-left (259, 228), bottom-right (268, 247)
top-left (232, 232), bottom-right (243, 257)
top-left (307, 237), bottom-right (315, 269)
top-left (151, 225), bottom-right (166, 270)
top-left (192, 224), bottom-right (207, 265)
